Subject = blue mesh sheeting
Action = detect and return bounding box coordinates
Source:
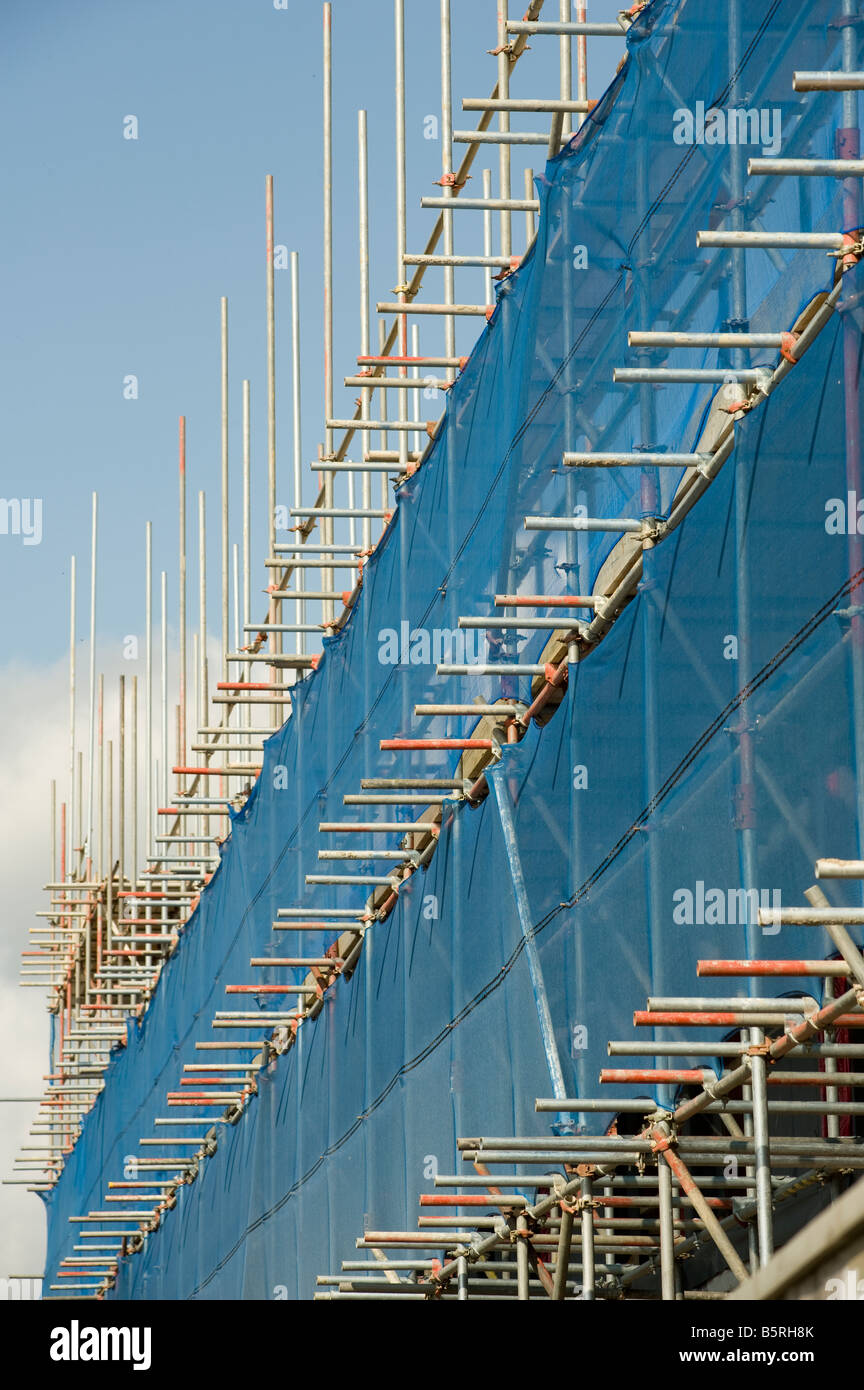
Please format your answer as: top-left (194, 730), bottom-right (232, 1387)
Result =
top-left (43, 0), bottom-right (864, 1298)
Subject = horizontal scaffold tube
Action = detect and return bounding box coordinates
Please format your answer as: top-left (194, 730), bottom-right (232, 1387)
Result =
top-left (563, 451), bottom-right (711, 469)
top-left (793, 70), bottom-right (864, 90)
top-left (749, 157), bottom-right (864, 177)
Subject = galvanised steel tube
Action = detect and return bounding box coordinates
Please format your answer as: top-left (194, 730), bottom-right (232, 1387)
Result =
top-left (495, 592), bottom-right (597, 606)
top-left (564, 450), bottom-right (712, 469)
top-left (627, 331), bottom-right (785, 348)
top-left (404, 252), bottom-right (510, 267)
top-left (644, 995), bottom-right (817, 1012)
top-left (613, 366), bottom-right (772, 384)
top-left (458, 616), bottom-right (582, 628)
top-left (793, 70), bottom-right (864, 90)
top-left (507, 18), bottom-right (623, 34)
top-left (394, 0), bottom-right (408, 475)
top-left (580, 1178), bottom-right (595, 1301)
top-left (697, 230), bottom-right (844, 248)
top-left (551, 1200), bottom-right (573, 1300)
top-left (220, 297), bottom-right (229, 667)
top-left (760, 903), bottom-right (864, 926)
top-left (817, 857), bottom-right (864, 877)
top-left (178, 418), bottom-right (187, 769)
top-left (463, 97), bottom-right (590, 112)
top-left (342, 377), bottom-right (448, 389)
top-left (420, 196), bottom-right (540, 212)
top-left (440, 0), bottom-right (456, 376)
top-left (657, 1160), bottom-right (676, 1301)
top-left (375, 301), bottom-right (490, 315)
top-left (524, 515), bottom-right (644, 533)
top-left (454, 130), bottom-right (565, 145)
top-left (750, 156), bottom-right (864, 176)
top-left (749, 1030), bottom-right (774, 1264)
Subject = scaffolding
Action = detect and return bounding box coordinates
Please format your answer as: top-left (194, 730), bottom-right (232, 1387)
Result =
top-left (315, 856), bottom-right (864, 1300)
top-left (8, 0), bottom-right (864, 1303)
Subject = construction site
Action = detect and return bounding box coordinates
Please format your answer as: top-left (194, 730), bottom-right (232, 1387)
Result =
top-left (6, 0), bottom-right (864, 1309)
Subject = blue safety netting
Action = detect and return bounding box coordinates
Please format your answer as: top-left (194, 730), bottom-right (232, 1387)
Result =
top-left (43, 0), bottom-right (864, 1298)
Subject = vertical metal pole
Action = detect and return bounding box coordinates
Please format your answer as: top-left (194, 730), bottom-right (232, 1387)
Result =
top-left (378, 320), bottom-right (389, 510)
top-left (97, 675), bottom-right (104, 881)
top-left (160, 572), bottom-right (168, 808)
top-left (395, 0), bottom-right (409, 471)
top-left (482, 168), bottom-right (493, 304)
top-left (192, 632), bottom-right (199, 757)
top-left (580, 1176), bottom-right (595, 1300)
top-left (242, 380), bottom-right (251, 647)
top-left (232, 542), bottom-right (240, 658)
top-left (86, 493), bottom-right (97, 866)
top-left (178, 417), bottom-right (187, 770)
top-left (357, 113), bottom-right (373, 547)
top-left (118, 676), bottom-right (125, 895)
top-left (322, 3), bottom-right (335, 618)
top-left (523, 166), bottom-right (535, 247)
top-left (290, 252), bottom-right (307, 650)
top-left (266, 177), bottom-right (277, 563)
top-left (265, 174), bottom-right (280, 709)
top-left (411, 322), bottom-right (421, 457)
top-left (552, 1199), bottom-right (573, 1299)
top-left (559, 0), bottom-right (572, 140)
top-left (497, 0), bottom-right (512, 261)
top-left (97, 666), bottom-right (104, 990)
top-left (50, 780), bottom-right (57, 883)
top-left (106, 741), bottom-right (113, 953)
top-left (144, 521), bottom-right (152, 861)
top-left (441, 0), bottom-right (457, 377)
top-left (658, 1155), bottom-right (676, 1299)
top-left (198, 491), bottom-right (208, 729)
top-left (131, 676), bottom-right (138, 888)
top-left (76, 751), bottom-right (83, 874)
top-left (749, 1028), bottom-right (774, 1265)
top-left (241, 378), bottom-right (252, 740)
top-left (323, 2), bottom-right (333, 453)
top-left (575, 0), bottom-right (588, 110)
top-left (516, 1213), bottom-right (530, 1300)
top-left (68, 554), bottom-right (76, 877)
top-left (220, 297), bottom-right (229, 668)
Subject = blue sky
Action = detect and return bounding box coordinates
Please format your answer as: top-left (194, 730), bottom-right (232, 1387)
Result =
top-left (0, 0), bottom-right (626, 666)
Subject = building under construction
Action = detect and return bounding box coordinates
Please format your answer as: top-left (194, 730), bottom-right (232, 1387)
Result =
top-left (12, 0), bottom-right (864, 1302)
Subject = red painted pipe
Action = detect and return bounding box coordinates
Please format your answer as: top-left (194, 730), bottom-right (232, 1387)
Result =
top-left (636, 1009), bottom-right (864, 1028)
top-left (216, 682), bottom-right (286, 691)
top-left (380, 738), bottom-right (493, 750)
top-left (600, 1068), bottom-right (709, 1084)
top-left (178, 1077), bottom-right (234, 1086)
top-left (518, 657), bottom-right (569, 729)
top-left (419, 1193), bottom-right (523, 1207)
top-left (494, 594), bottom-right (594, 607)
top-left (172, 766), bottom-right (260, 776)
top-left (225, 984), bottom-right (314, 994)
top-left (697, 959), bottom-right (845, 977)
